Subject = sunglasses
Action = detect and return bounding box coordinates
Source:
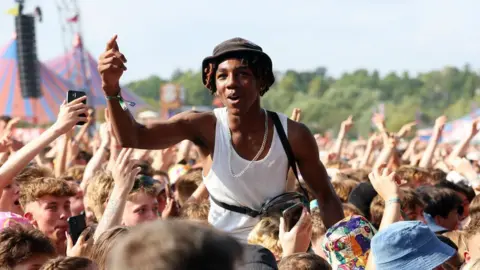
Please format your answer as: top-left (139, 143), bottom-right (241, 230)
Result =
top-left (132, 175), bottom-right (158, 191)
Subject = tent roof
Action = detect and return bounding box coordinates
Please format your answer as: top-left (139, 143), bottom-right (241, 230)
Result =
top-left (0, 38), bottom-right (76, 124)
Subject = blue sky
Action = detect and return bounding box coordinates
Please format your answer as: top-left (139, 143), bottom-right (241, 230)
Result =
top-left (0, 0), bottom-right (479, 84)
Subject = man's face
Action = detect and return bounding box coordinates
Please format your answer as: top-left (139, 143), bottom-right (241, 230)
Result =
top-left (24, 195), bottom-right (71, 243)
top-left (456, 192), bottom-right (470, 219)
top-left (13, 254), bottom-right (52, 270)
top-left (122, 191), bottom-right (158, 227)
top-left (436, 209), bottom-right (460, 231)
top-left (0, 181), bottom-right (22, 215)
top-left (215, 58), bottom-right (260, 116)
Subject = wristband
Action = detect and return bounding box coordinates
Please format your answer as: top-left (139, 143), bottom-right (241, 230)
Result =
top-left (385, 197), bottom-right (401, 206)
top-left (105, 94), bottom-right (136, 111)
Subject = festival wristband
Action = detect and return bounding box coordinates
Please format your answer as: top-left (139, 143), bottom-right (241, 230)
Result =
top-left (105, 95), bottom-right (136, 111)
top-left (385, 197), bottom-right (401, 206)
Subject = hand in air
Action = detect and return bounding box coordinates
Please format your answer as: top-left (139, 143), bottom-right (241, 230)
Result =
top-left (53, 97), bottom-right (88, 134)
top-left (290, 108), bottom-right (302, 122)
top-left (469, 118), bottom-right (480, 138)
top-left (98, 35), bottom-right (127, 95)
top-left (368, 165), bottom-right (401, 201)
top-left (111, 148), bottom-right (141, 192)
top-left (341, 115), bottom-right (354, 133)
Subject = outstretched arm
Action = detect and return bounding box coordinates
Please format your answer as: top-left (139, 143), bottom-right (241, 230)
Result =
top-left (106, 101), bottom-right (211, 150)
top-left (290, 121), bottom-right (344, 228)
top-left (99, 35), bottom-right (211, 150)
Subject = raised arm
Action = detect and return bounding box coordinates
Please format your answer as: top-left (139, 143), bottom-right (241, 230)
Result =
top-left (98, 35), bottom-right (211, 150)
top-left (0, 98), bottom-right (87, 189)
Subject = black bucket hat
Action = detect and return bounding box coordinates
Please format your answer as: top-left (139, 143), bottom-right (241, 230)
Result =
top-left (201, 37), bottom-right (275, 90)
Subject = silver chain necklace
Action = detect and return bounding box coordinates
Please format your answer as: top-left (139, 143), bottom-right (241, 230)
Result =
top-left (228, 109), bottom-right (268, 178)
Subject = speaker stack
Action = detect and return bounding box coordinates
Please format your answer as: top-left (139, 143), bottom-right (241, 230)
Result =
top-left (15, 14), bottom-right (41, 99)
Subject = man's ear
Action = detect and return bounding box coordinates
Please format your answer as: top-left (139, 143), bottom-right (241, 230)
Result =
top-left (23, 211), bottom-right (37, 227)
top-left (465, 251), bottom-right (471, 264)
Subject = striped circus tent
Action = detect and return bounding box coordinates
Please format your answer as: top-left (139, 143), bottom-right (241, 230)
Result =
top-left (45, 34), bottom-right (147, 111)
top-left (0, 37), bottom-right (75, 124)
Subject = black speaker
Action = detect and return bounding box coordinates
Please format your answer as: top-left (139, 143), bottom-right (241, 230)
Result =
top-left (15, 14), bottom-right (41, 99)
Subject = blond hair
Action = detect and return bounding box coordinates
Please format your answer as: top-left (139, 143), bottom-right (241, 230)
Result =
top-left (247, 216), bottom-right (282, 259)
top-left (19, 177), bottom-right (76, 207)
top-left (180, 200), bottom-right (210, 223)
top-left (63, 165), bottom-right (86, 182)
top-left (85, 171), bottom-right (115, 221)
top-left (89, 226), bottom-right (129, 270)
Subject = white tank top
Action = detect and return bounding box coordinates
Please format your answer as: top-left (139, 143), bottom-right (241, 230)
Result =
top-left (204, 107), bottom-right (289, 243)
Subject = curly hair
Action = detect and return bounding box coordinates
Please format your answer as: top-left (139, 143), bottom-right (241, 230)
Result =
top-left (203, 52), bottom-right (273, 96)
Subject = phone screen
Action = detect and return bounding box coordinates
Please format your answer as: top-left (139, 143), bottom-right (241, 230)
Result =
top-left (66, 90), bottom-right (87, 126)
top-left (282, 202), bottom-right (303, 232)
top-left (67, 213), bottom-right (87, 245)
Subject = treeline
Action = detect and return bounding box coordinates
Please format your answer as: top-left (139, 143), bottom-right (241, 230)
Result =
top-left (126, 65), bottom-right (480, 136)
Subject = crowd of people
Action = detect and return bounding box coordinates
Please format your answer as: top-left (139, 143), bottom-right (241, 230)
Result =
top-left (0, 36), bottom-right (479, 270)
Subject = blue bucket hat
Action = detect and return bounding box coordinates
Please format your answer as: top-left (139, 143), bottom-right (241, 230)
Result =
top-left (371, 221), bottom-right (455, 270)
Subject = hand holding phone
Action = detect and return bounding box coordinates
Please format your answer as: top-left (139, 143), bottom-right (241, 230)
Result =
top-left (67, 213), bottom-right (87, 245)
top-left (67, 90), bottom-right (87, 126)
top-left (282, 202), bottom-right (304, 232)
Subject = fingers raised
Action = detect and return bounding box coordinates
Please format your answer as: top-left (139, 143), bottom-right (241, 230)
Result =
top-left (105, 35), bottom-right (118, 51)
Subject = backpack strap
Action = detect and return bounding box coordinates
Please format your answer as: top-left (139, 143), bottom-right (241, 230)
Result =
top-left (268, 111), bottom-right (309, 201)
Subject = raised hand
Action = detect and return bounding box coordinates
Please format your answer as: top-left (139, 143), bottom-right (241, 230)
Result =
top-left (469, 118), bottom-right (480, 138)
top-left (397, 121), bottom-right (416, 137)
top-left (52, 97), bottom-right (88, 134)
top-left (98, 35), bottom-right (128, 95)
top-left (368, 165), bottom-right (401, 201)
top-left (434, 115), bottom-right (448, 130)
top-left (111, 148), bottom-right (141, 191)
top-left (290, 108), bottom-right (302, 122)
top-left (341, 115), bottom-right (354, 133)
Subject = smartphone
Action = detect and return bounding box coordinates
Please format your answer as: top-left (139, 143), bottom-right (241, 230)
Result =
top-left (67, 213), bottom-right (87, 245)
top-left (66, 90), bottom-right (87, 126)
top-left (282, 202), bottom-right (304, 232)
